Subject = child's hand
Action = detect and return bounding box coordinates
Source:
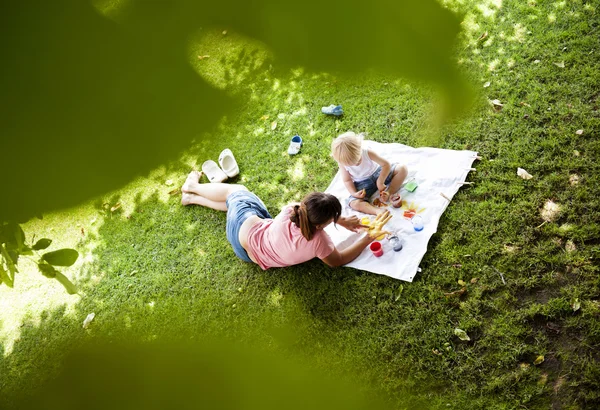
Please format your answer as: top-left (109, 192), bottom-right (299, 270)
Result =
top-left (379, 190), bottom-right (390, 203)
top-left (367, 210), bottom-right (393, 239)
top-left (352, 189), bottom-right (366, 199)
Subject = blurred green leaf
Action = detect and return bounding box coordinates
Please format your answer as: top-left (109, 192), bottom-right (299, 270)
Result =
top-left (1, 244), bottom-right (18, 278)
top-left (42, 249), bottom-right (79, 267)
top-left (0, 0), bottom-right (468, 221)
top-left (32, 238), bottom-right (53, 250)
top-left (0, 264), bottom-right (13, 287)
top-left (37, 262), bottom-right (58, 278)
top-left (7, 249), bottom-right (19, 264)
top-left (54, 270), bottom-right (78, 294)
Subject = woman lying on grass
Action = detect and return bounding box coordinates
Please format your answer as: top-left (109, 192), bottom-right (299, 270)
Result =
top-left (181, 171), bottom-right (388, 268)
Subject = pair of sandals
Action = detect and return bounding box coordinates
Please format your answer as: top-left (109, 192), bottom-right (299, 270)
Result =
top-left (201, 149), bottom-right (239, 183)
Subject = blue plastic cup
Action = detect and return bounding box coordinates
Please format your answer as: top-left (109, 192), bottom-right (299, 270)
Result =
top-left (412, 215), bottom-right (424, 232)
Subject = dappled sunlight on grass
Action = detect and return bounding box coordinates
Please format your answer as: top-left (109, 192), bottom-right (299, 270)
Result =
top-left (0, 284), bottom-right (81, 356)
top-left (288, 161), bottom-right (306, 183)
top-left (3, 1), bottom-right (599, 407)
top-left (189, 28), bottom-right (272, 93)
top-left (267, 288), bottom-right (283, 307)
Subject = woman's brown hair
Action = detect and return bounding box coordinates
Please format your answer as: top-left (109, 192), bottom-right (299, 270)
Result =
top-left (289, 192), bottom-right (342, 240)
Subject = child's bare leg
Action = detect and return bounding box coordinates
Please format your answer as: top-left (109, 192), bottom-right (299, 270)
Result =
top-left (387, 165), bottom-right (408, 195)
top-left (349, 199), bottom-right (386, 215)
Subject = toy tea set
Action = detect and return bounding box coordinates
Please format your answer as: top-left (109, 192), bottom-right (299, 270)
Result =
top-left (362, 178), bottom-right (422, 257)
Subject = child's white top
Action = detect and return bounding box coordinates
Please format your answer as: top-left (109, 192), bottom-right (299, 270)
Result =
top-left (344, 149), bottom-right (378, 181)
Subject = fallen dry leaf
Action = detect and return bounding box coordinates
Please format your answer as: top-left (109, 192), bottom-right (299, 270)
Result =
top-left (504, 244), bottom-right (521, 253)
top-left (569, 174), bottom-right (580, 185)
top-left (533, 355), bottom-right (545, 365)
top-left (168, 188), bottom-right (180, 196)
top-left (575, 129), bottom-right (584, 135)
top-left (565, 240), bottom-right (576, 253)
top-left (541, 200), bottom-right (561, 222)
top-left (483, 81), bottom-right (491, 88)
top-left (82, 313), bottom-right (95, 329)
top-left (197, 55), bottom-right (210, 60)
top-left (477, 31), bottom-right (488, 41)
top-left (520, 101), bottom-right (531, 107)
top-left (454, 328), bottom-right (470, 341)
top-left (458, 279), bottom-right (466, 286)
top-left (270, 121), bottom-right (277, 130)
top-left (444, 287), bottom-right (467, 297)
top-left (517, 167), bottom-right (533, 180)
top-left (491, 99), bottom-right (503, 107)
top-left (553, 61), bottom-right (565, 68)
top-left (110, 203), bottom-right (121, 213)
top-left (470, 277), bottom-right (478, 284)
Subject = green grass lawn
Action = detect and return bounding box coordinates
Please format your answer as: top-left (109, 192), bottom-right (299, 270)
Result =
top-left (1, 0), bottom-right (599, 409)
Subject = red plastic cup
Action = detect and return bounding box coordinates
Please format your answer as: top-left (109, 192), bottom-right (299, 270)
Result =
top-left (370, 241), bottom-right (384, 257)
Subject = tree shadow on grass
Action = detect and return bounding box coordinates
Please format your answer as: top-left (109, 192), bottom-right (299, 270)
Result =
top-left (0, 184), bottom-right (419, 409)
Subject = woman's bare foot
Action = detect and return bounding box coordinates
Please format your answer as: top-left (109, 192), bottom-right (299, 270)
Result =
top-left (391, 193), bottom-right (403, 208)
top-left (182, 170), bottom-right (203, 193)
top-left (181, 192), bottom-right (196, 206)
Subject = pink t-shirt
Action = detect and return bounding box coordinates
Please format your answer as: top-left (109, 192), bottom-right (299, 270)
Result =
top-left (246, 207), bottom-right (335, 270)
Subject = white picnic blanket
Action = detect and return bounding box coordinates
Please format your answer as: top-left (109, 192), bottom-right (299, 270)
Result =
top-left (324, 140), bottom-right (477, 282)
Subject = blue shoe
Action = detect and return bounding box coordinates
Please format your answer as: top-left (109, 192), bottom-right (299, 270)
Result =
top-left (287, 135), bottom-right (303, 155)
top-left (321, 104), bottom-right (343, 116)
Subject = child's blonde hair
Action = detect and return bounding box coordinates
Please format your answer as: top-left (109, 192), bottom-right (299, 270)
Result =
top-left (331, 131), bottom-right (363, 166)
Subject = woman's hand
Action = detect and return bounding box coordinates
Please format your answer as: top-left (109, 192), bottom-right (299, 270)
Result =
top-left (338, 215), bottom-right (370, 233)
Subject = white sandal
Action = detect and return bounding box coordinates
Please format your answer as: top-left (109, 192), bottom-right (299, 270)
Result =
top-left (201, 160), bottom-right (228, 183)
top-left (218, 148), bottom-right (239, 178)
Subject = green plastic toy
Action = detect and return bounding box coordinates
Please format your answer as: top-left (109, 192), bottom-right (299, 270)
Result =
top-left (405, 180), bottom-right (418, 192)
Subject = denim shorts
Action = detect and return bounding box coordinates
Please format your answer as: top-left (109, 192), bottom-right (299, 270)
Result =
top-left (225, 190), bottom-right (272, 262)
top-left (346, 163), bottom-right (397, 207)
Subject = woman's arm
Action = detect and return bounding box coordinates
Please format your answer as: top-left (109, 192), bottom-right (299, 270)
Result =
top-left (367, 150), bottom-right (391, 192)
top-left (320, 234), bottom-right (373, 267)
